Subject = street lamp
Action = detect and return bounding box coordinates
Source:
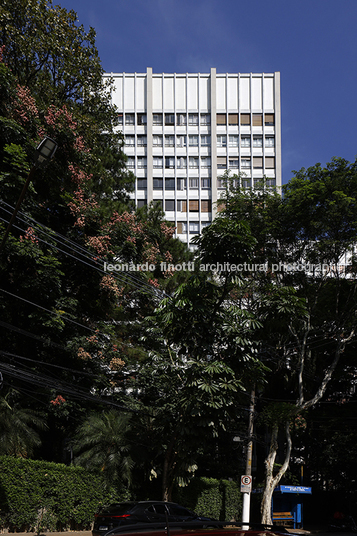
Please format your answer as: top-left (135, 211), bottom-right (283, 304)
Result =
top-left (0, 137), bottom-right (58, 252)
top-left (34, 137), bottom-right (58, 168)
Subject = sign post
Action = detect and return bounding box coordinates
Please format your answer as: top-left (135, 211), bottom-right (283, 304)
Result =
top-left (241, 388), bottom-right (255, 530)
top-left (241, 474), bottom-right (252, 493)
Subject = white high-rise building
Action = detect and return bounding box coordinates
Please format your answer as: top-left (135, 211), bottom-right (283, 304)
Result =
top-left (106, 68), bottom-right (281, 244)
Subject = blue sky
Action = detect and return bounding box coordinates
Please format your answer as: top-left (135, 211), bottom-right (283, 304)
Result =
top-left (58, 0), bottom-right (357, 184)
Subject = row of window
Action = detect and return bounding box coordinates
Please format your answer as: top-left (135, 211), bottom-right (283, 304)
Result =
top-left (137, 177), bottom-right (276, 191)
top-left (120, 113), bottom-right (211, 126)
top-left (177, 221), bottom-right (211, 234)
top-left (119, 112), bottom-right (275, 127)
top-left (128, 156), bottom-right (275, 169)
top-left (164, 199), bottom-right (212, 212)
top-left (137, 178), bottom-right (212, 190)
top-left (217, 135), bottom-right (275, 148)
top-left (125, 134), bottom-right (275, 148)
top-left (218, 156), bottom-right (275, 169)
top-left (217, 177), bottom-right (276, 188)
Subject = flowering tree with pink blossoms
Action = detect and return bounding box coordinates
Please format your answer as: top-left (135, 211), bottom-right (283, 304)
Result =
top-left (0, 0), bottom-right (190, 464)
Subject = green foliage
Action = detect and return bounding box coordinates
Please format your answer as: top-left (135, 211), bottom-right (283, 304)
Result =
top-left (0, 455), bottom-right (126, 531)
top-left (73, 411), bottom-right (134, 488)
top-left (174, 477), bottom-right (242, 521)
top-left (0, 389), bottom-right (47, 457)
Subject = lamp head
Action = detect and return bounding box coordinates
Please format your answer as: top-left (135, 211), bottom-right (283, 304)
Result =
top-left (34, 137), bottom-right (58, 168)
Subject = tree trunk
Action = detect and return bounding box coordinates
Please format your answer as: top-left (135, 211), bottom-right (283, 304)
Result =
top-left (162, 434), bottom-right (177, 501)
top-left (261, 421), bottom-right (292, 525)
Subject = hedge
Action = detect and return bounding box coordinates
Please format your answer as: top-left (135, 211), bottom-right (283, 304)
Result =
top-left (174, 477), bottom-right (242, 521)
top-left (0, 456), bottom-right (126, 532)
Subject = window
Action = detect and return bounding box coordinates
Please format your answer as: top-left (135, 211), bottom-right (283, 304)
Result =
top-left (127, 156), bottom-right (135, 168)
top-left (217, 156), bottom-right (227, 169)
top-left (177, 157), bottom-right (187, 169)
top-left (217, 177), bottom-right (227, 189)
top-left (125, 114), bottom-right (135, 125)
top-left (137, 157), bottom-right (147, 168)
top-left (153, 157), bottom-right (163, 168)
top-left (229, 158), bottom-right (239, 169)
top-left (200, 114), bottom-right (211, 125)
top-left (177, 221), bottom-right (187, 234)
top-left (188, 199), bottom-right (199, 212)
top-left (137, 135), bottom-right (147, 146)
top-left (201, 200), bottom-right (212, 212)
top-left (165, 113), bottom-right (175, 125)
top-left (216, 113), bottom-right (226, 125)
top-left (177, 200), bottom-right (187, 212)
top-left (201, 177), bottom-right (211, 189)
top-left (137, 113), bottom-right (147, 125)
top-left (189, 135), bottom-right (199, 147)
top-left (265, 136), bottom-right (275, 148)
top-left (189, 157), bottom-right (199, 168)
top-left (153, 135), bottom-right (163, 147)
top-left (201, 135), bottom-right (211, 146)
top-left (153, 178), bottom-right (163, 189)
top-left (240, 114), bottom-right (250, 126)
top-left (137, 179), bottom-right (147, 190)
top-left (118, 113), bottom-right (123, 125)
top-left (252, 114), bottom-right (263, 127)
top-left (201, 221), bottom-right (211, 230)
top-left (217, 135), bottom-right (227, 147)
top-left (201, 157), bottom-right (211, 168)
top-left (165, 178), bottom-right (175, 190)
top-left (125, 135), bottom-right (135, 146)
top-left (153, 113), bottom-right (163, 125)
top-left (265, 157), bottom-right (275, 168)
top-left (241, 158), bottom-right (251, 168)
top-left (265, 113), bottom-right (275, 126)
top-left (153, 199), bottom-right (163, 209)
top-left (266, 178), bottom-right (276, 186)
top-left (242, 178), bottom-right (251, 188)
top-left (176, 113), bottom-right (187, 126)
top-left (241, 136), bottom-right (251, 148)
top-left (165, 135), bottom-right (175, 147)
top-left (189, 221), bottom-right (199, 234)
top-left (188, 114), bottom-right (198, 125)
top-left (177, 178), bottom-right (187, 190)
top-left (189, 178), bottom-right (199, 189)
top-left (253, 156), bottom-right (263, 168)
top-left (176, 135), bottom-right (186, 147)
top-left (189, 200), bottom-right (199, 212)
top-left (137, 199), bottom-right (147, 208)
top-left (253, 136), bottom-right (263, 148)
top-left (228, 113), bottom-right (239, 125)
top-left (165, 157), bottom-right (175, 169)
top-left (229, 135), bottom-right (239, 147)
top-left (165, 200), bottom-right (175, 211)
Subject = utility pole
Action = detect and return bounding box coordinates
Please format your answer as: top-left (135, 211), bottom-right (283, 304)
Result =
top-left (242, 386), bottom-right (255, 529)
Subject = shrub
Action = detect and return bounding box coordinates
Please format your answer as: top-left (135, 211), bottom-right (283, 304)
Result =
top-left (174, 477), bottom-right (242, 521)
top-left (0, 456), bottom-right (126, 531)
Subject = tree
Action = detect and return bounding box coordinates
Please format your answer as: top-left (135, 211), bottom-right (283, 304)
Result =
top-left (125, 342), bottom-right (244, 501)
top-left (150, 169), bottom-right (357, 520)
top-left (0, 389), bottom-right (47, 457)
top-left (0, 0), bottom-right (191, 465)
top-left (73, 411), bottom-right (134, 488)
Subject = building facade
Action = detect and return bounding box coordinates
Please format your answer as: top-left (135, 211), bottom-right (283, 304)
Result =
top-left (106, 68), bottom-right (281, 244)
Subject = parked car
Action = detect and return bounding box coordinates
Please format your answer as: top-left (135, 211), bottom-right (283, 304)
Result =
top-left (96, 519), bottom-right (290, 536)
top-left (93, 501), bottom-right (214, 536)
